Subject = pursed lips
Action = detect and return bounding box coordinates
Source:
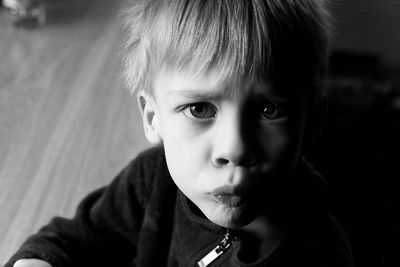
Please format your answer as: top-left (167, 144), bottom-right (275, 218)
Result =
top-left (209, 184), bottom-right (249, 207)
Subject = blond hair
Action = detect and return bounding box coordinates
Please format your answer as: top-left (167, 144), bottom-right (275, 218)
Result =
top-left (122, 0), bottom-right (332, 100)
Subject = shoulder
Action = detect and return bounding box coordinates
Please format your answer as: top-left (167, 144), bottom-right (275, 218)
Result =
top-left (296, 158), bottom-right (354, 266)
top-left (120, 145), bottom-right (174, 205)
top-left (121, 145), bottom-right (167, 184)
top-left (123, 145), bottom-right (166, 174)
top-left (135, 145), bottom-right (166, 164)
top-left (311, 213), bottom-right (354, 267)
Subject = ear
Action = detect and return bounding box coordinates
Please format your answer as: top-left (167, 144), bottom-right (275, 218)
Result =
top-left (137, 92), bottom-right (162, 145)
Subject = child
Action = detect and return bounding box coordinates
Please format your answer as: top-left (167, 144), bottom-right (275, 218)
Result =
top-left (6, 0), bottom-right (354, 266)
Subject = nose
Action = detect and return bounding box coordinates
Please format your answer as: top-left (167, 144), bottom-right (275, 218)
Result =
top-left (211, 111), bottom-right (257, 168)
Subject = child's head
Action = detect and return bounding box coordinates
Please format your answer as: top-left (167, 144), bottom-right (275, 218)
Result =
top-left (123, 0), bottom-right (331, 229)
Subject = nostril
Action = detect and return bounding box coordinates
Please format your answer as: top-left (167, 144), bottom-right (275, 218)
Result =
top-left (215, 158), bottom-right (229, 166)
top-left (213, 156), bottom-right (257, 167)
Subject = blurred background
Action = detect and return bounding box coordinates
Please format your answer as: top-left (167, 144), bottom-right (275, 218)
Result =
top-left (0, 0), bottom-right (399, 266)
top-left (311, 1), bottom-right (400, 267)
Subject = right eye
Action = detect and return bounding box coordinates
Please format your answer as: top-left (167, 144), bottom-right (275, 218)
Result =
top-left (252, 99), bottom-right (288, 122)
top-left (181, 103), bottom-right (217, 119)
top-left (260, 100), bottom-right (288, 120)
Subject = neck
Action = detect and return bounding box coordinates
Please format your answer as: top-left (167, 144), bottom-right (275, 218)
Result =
top-left (237, 214), bottom-right (287, 263)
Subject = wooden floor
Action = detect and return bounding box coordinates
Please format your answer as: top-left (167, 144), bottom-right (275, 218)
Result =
top-left (0, 0), bottom-right (150, 263)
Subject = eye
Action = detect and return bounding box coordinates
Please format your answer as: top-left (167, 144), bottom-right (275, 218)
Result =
top-left (260, 101), bottom-right (287, 120)
top-left (182, 103), bottom-right (217, 119)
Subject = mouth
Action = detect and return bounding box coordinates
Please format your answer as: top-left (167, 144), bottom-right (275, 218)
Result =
top-left (210, 185), bottom-right (249, 207)
top-left (212, 194), bottom-right (247, 207)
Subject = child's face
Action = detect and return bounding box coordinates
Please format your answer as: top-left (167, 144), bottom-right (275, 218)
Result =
top-left (140, 68), bottom-right (307, 229)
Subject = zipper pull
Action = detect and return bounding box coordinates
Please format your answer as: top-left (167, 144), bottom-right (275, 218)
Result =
top-left (197, 230), bottom-right (234, 267)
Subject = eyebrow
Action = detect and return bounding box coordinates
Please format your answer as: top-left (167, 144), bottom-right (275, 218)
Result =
top-left (166, 83), bottom-right (289, 103)
top-left (167, 87), bottom-right (227, 100)
top-left (253, 91), bottom-right (288, 103)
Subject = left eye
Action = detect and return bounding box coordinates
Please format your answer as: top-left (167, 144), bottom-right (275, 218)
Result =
top-left (260, 101), bottom-right (287, 120)
top-left (182, 103), bottom-right (216, 119)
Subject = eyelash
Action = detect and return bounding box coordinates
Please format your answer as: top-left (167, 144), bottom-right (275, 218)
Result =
top-left (258, 101), bottom-right (288, 120)
top-left (180, 103), bottom-right (217, 120)
top-left (178, 101), bottom-right (288, 121)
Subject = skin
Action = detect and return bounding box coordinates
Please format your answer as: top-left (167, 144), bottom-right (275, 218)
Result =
top-left (140, 68), bottom-right (308, 260)
top-left (139, 66), bottom-right (306, 260)
top-left (141, 68), bottom-right (307, 228)
top-left (15, 67), bottom-right (309, 266)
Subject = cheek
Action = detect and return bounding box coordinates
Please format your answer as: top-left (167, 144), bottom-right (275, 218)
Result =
top-left (159, 110), bottom-right (205, 140)
top-left (163, 142), bottom-right (211, 203)
top-left (258, 120), bottom-right (304, 167)
top-left (259, 127), bottom-right (287, 154)
top-left (161, 125), bottom-right (211, 191)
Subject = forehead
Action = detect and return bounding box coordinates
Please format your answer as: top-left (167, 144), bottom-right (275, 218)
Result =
top-left (153, 67), bottom-right (288, 101)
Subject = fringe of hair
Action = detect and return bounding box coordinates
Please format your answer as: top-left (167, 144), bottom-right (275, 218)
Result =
top-left (122, 0), bottom-right (332, 96)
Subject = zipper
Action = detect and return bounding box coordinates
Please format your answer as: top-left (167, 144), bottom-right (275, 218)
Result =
top-left (197, 230), bottom-right (234, 267)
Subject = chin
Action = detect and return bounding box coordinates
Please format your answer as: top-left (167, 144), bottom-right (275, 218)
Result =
top-left (206, 204), bottom-right (258, 229)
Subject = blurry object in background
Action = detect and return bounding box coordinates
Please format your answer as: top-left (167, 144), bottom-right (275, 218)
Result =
top-left (392, 95), bottom-right (400, 111)
top-left (310, 49), bottom-right (400, 267)
top-left (1, 0), bottom-right (90, 28)
top-left (326, 50), bottom-right (390, 111)
top-left (2, 0), bottom-right (46, 28)
top-left (329, 50), bottom-right (382, 79)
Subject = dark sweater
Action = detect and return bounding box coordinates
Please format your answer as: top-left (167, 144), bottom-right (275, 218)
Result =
top-left (5, 146), bottom-right (353, 267)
